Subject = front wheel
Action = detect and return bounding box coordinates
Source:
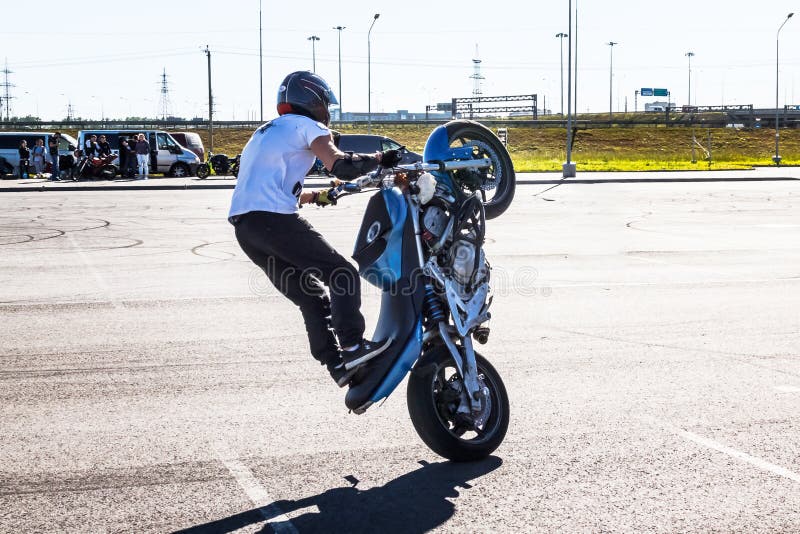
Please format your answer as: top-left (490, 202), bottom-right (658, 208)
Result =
top-left (170, 163), bottom-right (190, 178)
top-left (445, 120), bottom-right (516, 219)
top-left (196, 163), bottom-right (210, 179)
top-left (407, 345), bottom-right (509, 462)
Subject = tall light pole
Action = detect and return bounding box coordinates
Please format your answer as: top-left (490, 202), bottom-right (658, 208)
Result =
top-left (685, 51), bottom-right (695, 107)
top-left (556, 32), bottom-right (568, 116)
top-left (204, 45), bottom-right (213, 153)
top-left (563, 0), bottom-right (575, 177)
top-left (307, 35), bottom-right (320, 73)
top-left (367, 13), bottom-right (380, 133)
top-left (607, 41), bottom-right (618, 120)
top-left (333, 25), bottom-right (345, 120)
top-left (259, 0), bottom-right (263, 121)
top-left (775, 12), bottom-right (794, 166)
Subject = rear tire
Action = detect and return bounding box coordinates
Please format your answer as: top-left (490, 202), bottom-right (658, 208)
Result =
top-left (407, 345), bottom-right (509, 462)
top-left (100, 165), bottom-right (117, 180)
top-left (445, 120), bottom-right (516, 219)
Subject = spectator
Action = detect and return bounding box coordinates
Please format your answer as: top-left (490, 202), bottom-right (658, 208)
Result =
top-left (48, 132), bottom-right (61, 181)
top-left (97, 134), bottom-right (111, 157)
top-left (18, 140), bottom-right (30, 179)
top-left (135, 133), bottom-right (149, 179)
top-left (119, 136), bottom-right (137, 177)
top-left (31, 138), bottom-right (46, 176)
top-left (84, 134), bottom-right (98, 158)
top-left (118, 136), bottom-right (129, 172)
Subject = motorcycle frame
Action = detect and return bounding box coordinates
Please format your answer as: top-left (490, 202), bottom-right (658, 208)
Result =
top-left (354, 158), bottom-right (492, 413)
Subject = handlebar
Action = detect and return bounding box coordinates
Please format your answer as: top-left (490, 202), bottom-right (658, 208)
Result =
top-left (326, 157), bottom-right (493, 202)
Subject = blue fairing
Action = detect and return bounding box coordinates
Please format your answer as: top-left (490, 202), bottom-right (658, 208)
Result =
top-left (359, 188), bottom-right (407, 290)
top-left (370, 317), bottom-right (423, 403)
top-left (422, 123), bottom-right (474, 163)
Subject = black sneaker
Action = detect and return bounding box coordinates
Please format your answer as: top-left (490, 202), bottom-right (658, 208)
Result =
top-left (342, 338), bottom-right (392, 370)
top-left (328, 362), bottom-right (358, 388)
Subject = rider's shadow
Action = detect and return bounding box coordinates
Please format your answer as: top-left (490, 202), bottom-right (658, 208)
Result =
top-left (177, 456), bottom-right (502, 534)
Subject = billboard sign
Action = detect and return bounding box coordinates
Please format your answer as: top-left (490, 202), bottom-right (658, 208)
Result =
top-left (640, 88), bottom-right (654, 96)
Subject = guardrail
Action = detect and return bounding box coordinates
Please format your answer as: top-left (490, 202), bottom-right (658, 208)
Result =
top-left (1, 112), bottom-right (799, 131)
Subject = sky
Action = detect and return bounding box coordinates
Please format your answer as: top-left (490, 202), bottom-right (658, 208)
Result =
top-left (2, 0), bottom-right (800, 121)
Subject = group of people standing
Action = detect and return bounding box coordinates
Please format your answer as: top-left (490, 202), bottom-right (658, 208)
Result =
top-left (17, 132), bottom-right (64, 181)
top-left (120, 133), bottom-right (152, 179)
top-left (16, 132), bottom-right (152, 181)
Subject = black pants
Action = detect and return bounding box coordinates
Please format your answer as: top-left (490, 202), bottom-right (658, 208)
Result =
top-left (19, 159), bottom-right (29, 178)
top-left (234, 210), bottom-right (365, 365)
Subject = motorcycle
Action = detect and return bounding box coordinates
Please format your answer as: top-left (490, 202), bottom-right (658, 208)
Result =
top-left (330, 119), bottom-right (514, 462)
top-left (74, 151), bottom-right (118, 181)
top-left (196, 152), bottom-right (240, 179)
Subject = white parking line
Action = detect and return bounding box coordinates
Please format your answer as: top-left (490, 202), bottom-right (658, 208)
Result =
top-left (775, 385), bottom-right (800, 393)
top-left (212, 440), bottom-right (299, 534)
top-left (669, 426), bottom-right (800, 483)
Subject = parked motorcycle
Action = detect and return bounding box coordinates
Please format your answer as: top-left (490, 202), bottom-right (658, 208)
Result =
top-left (74, 151), bottom-right (118, 181)
top-left (328, 119), bottom-right (514, 461)
top-left (196, 152), bottom-right (240, 179)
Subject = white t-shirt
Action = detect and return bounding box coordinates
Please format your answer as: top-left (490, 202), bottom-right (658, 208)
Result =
top-left (228, 114), bottom-right (329, 217)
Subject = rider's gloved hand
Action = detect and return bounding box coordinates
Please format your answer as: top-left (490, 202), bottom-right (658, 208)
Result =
top-left (379, 149), bottom-right (402, 168)
top-left (312, 189), bottom-right (337, 207)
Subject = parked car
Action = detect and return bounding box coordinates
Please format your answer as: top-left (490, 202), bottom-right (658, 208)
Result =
top-left (171, 132), bottom-right (205, 160)
top-left (76, 130), bottom-right (200, 177)
top-left (308, 133), bottom-right (422, 175)
top-left (0, 131), bottom-right (78, 176)
top-left (336, 134), bottom-right (422, 164)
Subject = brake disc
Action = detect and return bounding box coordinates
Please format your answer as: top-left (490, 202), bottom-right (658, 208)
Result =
top-left (466, 140), bottom-right (502, 191)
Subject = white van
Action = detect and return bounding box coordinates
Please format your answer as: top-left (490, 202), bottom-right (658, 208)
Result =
top-left (0, 132), bottom-right (78, 175)
top-left (76, 130), bottom-right (200, 177)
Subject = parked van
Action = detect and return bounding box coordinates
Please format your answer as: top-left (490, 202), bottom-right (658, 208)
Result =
top-left (76, 130), bottom-right (200, 177)
top-left (170, 132), bottom-right (205, 161)
top-left (0, 131), bottom-right (78, 175)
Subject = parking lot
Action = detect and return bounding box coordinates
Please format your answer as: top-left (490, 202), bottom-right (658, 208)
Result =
top-left (1, 173), bottom-right (799, 532)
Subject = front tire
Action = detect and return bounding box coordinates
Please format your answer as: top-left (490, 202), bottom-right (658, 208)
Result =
top-left (407, 345), bottom-right (509, 462)
top-left (196, 163), bottom-right (210, 179)
top-left (445, 120), bottom-right (516, 219)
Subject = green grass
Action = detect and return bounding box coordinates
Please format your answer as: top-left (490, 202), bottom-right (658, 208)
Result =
top-left (56, 123), bottom-right (800, 172)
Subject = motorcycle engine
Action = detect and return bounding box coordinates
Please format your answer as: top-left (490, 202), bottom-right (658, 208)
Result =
top-left (421, 204), bottom-right (449, 245)
top-left (451, 236), bottom-right (476, 286)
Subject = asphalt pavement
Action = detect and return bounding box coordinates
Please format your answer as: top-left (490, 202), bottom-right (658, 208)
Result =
top-left (1, 174), bottom-right (799, 532)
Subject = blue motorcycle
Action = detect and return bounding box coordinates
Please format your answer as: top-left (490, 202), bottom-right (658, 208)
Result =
top-left (328, 120), bottom-right (515, 462)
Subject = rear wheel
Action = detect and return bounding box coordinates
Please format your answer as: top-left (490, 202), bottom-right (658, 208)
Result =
top-left (100, 165), bottom-right (117, 180)
top-left (407, 345), bottom-right (509, 462)
top-left (445, 120), bottom-right (516, 219)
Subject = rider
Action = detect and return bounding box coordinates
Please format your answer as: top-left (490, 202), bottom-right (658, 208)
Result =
top-left (97, 135), bottom-right (112, 157)
top-left (228, 71), bottom-right (401, 387)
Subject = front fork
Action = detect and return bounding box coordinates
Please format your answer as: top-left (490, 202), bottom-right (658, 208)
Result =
top-left (408, 192), bottom-right (486, 412)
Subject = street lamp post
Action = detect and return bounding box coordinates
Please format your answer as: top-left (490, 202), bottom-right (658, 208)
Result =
top-left (775, 12), bottom-right (794, 166)
top-left (307, 35), bottom-right (320, 73)
top-left (685, 51), bottom-right (695, 107)
top-left (368, 13), bottom-right (380, 133)
top-left (607, 41), bottom-right (618, 121)
top-left (259, 0), bottom-right (263, 121)
top-left (563, 0), bottom-right (575, 178)
top-left (333, 25), bottom-right (345, 120)
top-left (556, 32), bottom-right (568, 116)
